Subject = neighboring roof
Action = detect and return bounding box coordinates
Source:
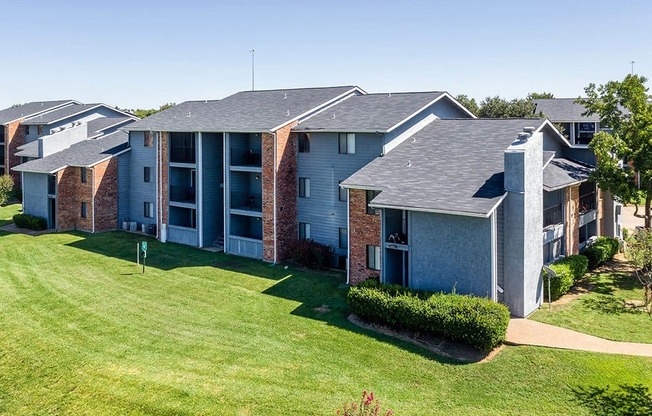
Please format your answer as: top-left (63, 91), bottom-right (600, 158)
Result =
top-left (295, 92), bottom-right (447, 132)
top-left (0, 100), bottom-right (76, 125)
top-left (533, 99), bottom-right (600, 122)
top-left (15, 141), bottom-right (38, 158)
top-left (543, 151), bottom-right (555, 167)
top-left (22, 103), bottom-right (106, 125)
top-left (125, 86), bottom-right (362, 132)
top-left (342, 118), bottom-right (546, 217)
top-left (543, 158), bottom-right (593, 191)
top-left (86, 117), bottom-right (136, 138)
top-left (12, 131), bottom-right (129, 174)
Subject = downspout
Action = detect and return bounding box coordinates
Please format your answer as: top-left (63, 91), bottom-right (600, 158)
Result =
top-left (21, 172), bottom-right (25, 213)
top-left (157, 131), bottom-right (161, 239)
top-left (346, 188), bottom-right (350, 284)
top-left (273, 131), bottom-right (277, 264)
top-left (197, 132), bottom-right (203, 247)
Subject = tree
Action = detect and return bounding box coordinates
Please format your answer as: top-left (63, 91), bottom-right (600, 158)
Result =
top-left (625, 229), bottom-right (652, 315)
top-left (579, 74), bottom-right (652, 228)
top-left (0, 175), bottom-right (14, 205)
top-left (477, 96), bottom-right (542, 118)
top-left (122, 103), bottom-right (176, 119)
top-left (527, 91), bottom-right (555, 100)
top-left (455, 94), bottom-right (479, 115)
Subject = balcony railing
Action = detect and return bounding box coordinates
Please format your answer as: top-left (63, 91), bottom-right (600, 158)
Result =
top-left (543, 204), bottom-right (563, 228)
top-left (579, 192), bottom-right (596, 215)
top-left (170, 185), bottom-right (196, 204)
top-left (231, 147), bottom-right (261, 167)
top-left (231, 191), bottom-right (262, 211)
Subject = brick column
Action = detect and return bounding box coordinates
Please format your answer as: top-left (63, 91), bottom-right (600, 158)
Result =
top-left (5, 120), bottom-right (25, 188)
top-left (348, 189), bottom-right (381, 285)
top-left (565, 186), bottom-right (580, 254)
top-left (93, 158), bottom-right (118, 232)
top-left (262, 122), bottom-right (299, 263)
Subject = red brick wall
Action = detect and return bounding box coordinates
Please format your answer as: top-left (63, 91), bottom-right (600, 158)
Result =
top-left (5, 120), bottom-right (25, 188)
top-left (349, 188), bottom-right (381, 285)
top-left (262, 123), bottom-right (299, 263)
top-left (262, 132), bottom-right (275, 262)
top-left (56, 167), bottom-right (93, 232)
top-left (160, 132), bottom-right (169, 232)
top-left (565, 186), bottom-right (580, 255)
top-left (93, 158), bottom-right (118, 232)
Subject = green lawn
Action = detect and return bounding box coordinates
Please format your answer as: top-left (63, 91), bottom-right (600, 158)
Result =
top-left (531, 260), bottom-right (652, 344)
top-left (1, 214), bottom-right (651, 415)
top-left (0, 202), bottom-right (20, 227)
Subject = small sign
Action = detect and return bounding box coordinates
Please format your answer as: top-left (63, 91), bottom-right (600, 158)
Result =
top-left (141, 241), bottom-right (148, 253)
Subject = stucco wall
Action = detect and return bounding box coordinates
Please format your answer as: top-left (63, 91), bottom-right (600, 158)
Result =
top-left (409, 211), bottom-right (493, 297)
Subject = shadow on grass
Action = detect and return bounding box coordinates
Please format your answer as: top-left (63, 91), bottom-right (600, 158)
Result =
top-left (580, 294), bottom-right (642, 315)
top-left (573, 384), bottom-right (652, 416)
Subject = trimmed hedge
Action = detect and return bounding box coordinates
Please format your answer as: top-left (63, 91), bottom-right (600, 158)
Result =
top-left (583, 237), bottom-right (620, 269)
top-left (543, 255), bottom-right (588, 301)
top-left (13, 214), bottom-right (47, 231)
top-left (347, 280), bottom-right (510, 351)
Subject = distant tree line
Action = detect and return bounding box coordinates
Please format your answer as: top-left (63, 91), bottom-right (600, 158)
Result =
top-left (455, 92), bottom-right (554, 118)
top-left (119, 103), bottom-right (176, 119)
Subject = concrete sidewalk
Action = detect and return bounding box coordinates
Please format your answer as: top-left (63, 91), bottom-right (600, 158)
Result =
top-left (506, 318), bottom-right (652, 357)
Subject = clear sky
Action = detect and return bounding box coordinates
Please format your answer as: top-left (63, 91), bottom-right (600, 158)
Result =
top-left (1, 0), bottom-right (650, 109)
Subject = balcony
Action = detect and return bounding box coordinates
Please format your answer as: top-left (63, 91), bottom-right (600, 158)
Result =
top-left (543, 204), bottom-right (562, 228)
top-left (579, 192), bottom-right (596, 215)
top-left (231, 147), bottom-right (261, 167)
top-left (170, 185), bottom-right (196, 204)
top-left (231, 191), bottom-right (262, 212)
top-left (170, 132), bottom-right (196, 164)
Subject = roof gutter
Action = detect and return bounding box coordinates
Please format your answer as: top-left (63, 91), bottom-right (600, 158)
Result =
top-left (369, 202), bottom-right (493, 219)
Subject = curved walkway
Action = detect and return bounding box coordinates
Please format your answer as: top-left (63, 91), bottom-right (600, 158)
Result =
top-left (506, 318), bottom-right (652, 357)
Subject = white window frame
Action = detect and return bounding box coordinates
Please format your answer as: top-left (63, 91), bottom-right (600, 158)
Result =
top-left (338, 133), bottom-right (355, 154)
top-left (299, 222), bottom-right (311, 240)
top-left (299, 177), bottom-right (311, 198)
top-left (367, 245), bottom-right (381, 270)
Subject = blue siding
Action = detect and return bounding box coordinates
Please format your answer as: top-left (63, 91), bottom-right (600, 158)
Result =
top-left (409, 211), bottom-right (493, 297)
top-left (297, 132), bottom-right (382, 254)
top-left (117, 152), bottom-right (131, 227)
top-left (168, 226), bottom-right (198, 246)
top-left (202, 133), bottom-right (224, 246)
top-left (25, 107), bottom-right (129, 143)
top-left (124, 131), bottom-right (157, 229)
top-left (22, 172), bottom-right (49, 219)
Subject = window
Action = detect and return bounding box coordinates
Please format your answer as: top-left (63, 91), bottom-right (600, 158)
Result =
top-left (144, 131), bottom-right (153, 147)
top-left (367, 245), bottom-right (381, 270)
top-left (366, 190), bottom-right (380, 215)
top-left (299, 222), bottom-right (311, 240)
top-left (339, 227), bottom-right (348, 249)
top-left (144, 166), bottom-right (151, 183)
top-left (299, 177), bottom-right (310, 198)
top-left (338, 133), bottom-right (355, 154)
top-left (144, 202), bottom-right (154, 218)
top-left (338, 181), bottom-right (347, 202)
top-left (298, 133), bottom-right (310, 153)
top-left (37, 125), bottom-right (43, 135)
top-left (48, 174), bottom-right (56, 195)
top-left (25, 126), bottom-right (30, 135)
top-left (80, 202), bottom-right (87, 219)
top-left (80, 167), bottom-right (87, 183)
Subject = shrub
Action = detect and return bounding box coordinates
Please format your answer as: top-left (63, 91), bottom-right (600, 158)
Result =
top-left (12, 214), bottom-right (47, 231)
top-left (347, 281), bottom-right (510, 351)
top-left (0, 175), bottom-right (14, 205)
top-left (289, 239), bottom-right (330, 269)
top-left (583, 237), bottom-right (620, 269)
top-left (554, 255), bottom-right (588, 282)
top-left (543, 263), bottom-right (573, 301)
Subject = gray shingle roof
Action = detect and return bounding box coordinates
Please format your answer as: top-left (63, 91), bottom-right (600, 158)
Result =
top-left (296, 92), bottom-right (446, 132)
top-left (543, 151), bottom-right (555, 166)
top-left (22, 103), bottom-right (105, 125)
top-left (0, 100), bottom-right (75, 125)
top-left (342, 118), bottom-right (546, 216)
top-left (12, 131), bottom-right (128, 174)
top-left (15, 141), bottom-right (38, 158)
top-left (533, 99), bottom-right (600, 122)
top-left (543, 158), bottom-right (593, 191)
top-left (86, 117), bottom-right (136, 137)
top-left (125, 86), bottom-right (361, 132)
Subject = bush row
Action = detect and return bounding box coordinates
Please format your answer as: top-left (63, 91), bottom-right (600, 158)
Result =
top-left (347, 280), bottom-right (510, 351)
top-left (13, 214), bottom-right (47, 231)
top-left (289, 239), bottom-right (331, 269)
top-left (583, 236), bottom-right (620, 269)
top-left (543, 255), bottom-right (588, 301)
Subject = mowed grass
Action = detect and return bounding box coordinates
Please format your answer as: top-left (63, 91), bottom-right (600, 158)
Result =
top-left (0, 210), bottom-right (650, 415)
top-left (0, 203), bottom-right (20, 227)
top-left (531, 258), bottom-right (652, 344)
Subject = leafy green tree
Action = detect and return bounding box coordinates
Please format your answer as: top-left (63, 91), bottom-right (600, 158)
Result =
top-left (579, 74), bottom-right (652, 228)
top-left (527, 92), bottom-right (555, 100)
top-left (625, 229), bottom-right (652, 315)
top-left (455, 94), bottom-right (479, 115)
top-left (477, 96), bottom-right (541, 118)
top-left (123, 103), bottom-right (176, 119)
top-left (0, 175), bottom-right (14, 205)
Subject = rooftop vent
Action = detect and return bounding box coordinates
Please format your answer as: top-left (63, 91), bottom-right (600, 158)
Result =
top-left (517, 132), bottom-right (530, 143)
top-left (523, 126), bottom-right (536, 134)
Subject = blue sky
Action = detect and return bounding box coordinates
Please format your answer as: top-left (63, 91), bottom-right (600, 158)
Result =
top-left (1, 0), bottom-right (650, 109)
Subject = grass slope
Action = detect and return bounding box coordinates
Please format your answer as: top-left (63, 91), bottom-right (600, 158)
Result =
top-left (0, 203), bottom-right (20, 227)
top-left (531, 260), bottom-right (652, 344)
top-left (0, 225), bottom-right (651, 414)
